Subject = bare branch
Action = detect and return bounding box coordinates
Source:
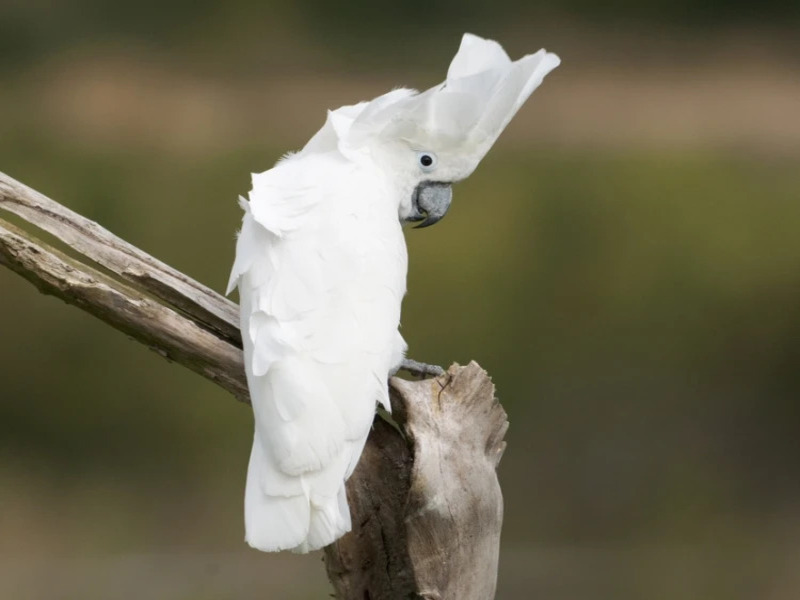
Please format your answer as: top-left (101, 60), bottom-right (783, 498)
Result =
top-left (0, 172), bottom-right (240, 344)
top-left (0, 216), bottom-right (248, 402)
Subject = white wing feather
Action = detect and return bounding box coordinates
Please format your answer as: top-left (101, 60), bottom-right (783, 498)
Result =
top-left (230, 153), bottom-right (406, 552)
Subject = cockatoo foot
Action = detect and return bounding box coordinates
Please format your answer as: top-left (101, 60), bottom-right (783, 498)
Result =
top-left (399, 358), bottom-right (446, 378)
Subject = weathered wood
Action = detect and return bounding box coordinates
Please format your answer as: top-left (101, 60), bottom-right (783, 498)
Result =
top-left (0, 172), bottom-right (508, 599)
top-left (0, 172), bottom-right (240, 345)
top-left (0, 217), bottom-right (248, 402)
top-left (325, 363), bottom-right (508, 600)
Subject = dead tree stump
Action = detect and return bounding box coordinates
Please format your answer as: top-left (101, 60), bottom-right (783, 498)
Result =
top-left (326, 363), bottom-right (508, 599)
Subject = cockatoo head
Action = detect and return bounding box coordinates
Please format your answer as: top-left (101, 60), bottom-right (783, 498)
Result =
top-left (301, 33), bottom-right (560, 227)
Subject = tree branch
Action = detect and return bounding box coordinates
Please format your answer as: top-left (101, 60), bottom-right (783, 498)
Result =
top-left (0, 171), bottom-right (508, 599)
top-left (0, 173), bottom-right (240, 345)
top-left (0, 216), bottom-right (247, 401)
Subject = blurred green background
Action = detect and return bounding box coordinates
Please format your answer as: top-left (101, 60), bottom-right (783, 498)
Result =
top-left (1, 1), bottom-right (799, 598)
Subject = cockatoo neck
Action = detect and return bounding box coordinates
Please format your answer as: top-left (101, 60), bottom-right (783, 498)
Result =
top-left (355, 141), bottom-right (412, 216)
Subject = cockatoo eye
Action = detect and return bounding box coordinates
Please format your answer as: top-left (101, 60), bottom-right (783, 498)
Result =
top-left (417, 152), bottom-right (437, 172)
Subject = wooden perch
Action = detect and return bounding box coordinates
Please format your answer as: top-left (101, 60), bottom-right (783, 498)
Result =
top-left (326, 366), bottom-right (507, 599)
top-left (0, 171), bottom-right (508, 599)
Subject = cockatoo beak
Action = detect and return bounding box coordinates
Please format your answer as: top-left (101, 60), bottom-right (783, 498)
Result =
top-left (407, 181), bottom-right (452, 228)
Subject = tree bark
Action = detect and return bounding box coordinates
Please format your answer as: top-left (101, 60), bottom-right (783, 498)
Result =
top-left (326, 365), bottom-right (507, 600)
top-left (0, 171), bottom-right (508, 599)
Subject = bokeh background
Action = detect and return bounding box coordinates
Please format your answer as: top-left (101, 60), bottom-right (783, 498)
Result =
top-left (2, 2), bottom-right (800, 598)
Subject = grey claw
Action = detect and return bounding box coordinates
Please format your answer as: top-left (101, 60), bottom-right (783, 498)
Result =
top-left (399, 358), bottom-right (446, 378)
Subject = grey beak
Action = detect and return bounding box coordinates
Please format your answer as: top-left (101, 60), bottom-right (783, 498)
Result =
top-left (408, 182), bottom-right (452, 228)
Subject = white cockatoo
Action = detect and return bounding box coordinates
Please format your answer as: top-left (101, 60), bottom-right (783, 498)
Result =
top-left (227, 33), bottom-right (560, 553)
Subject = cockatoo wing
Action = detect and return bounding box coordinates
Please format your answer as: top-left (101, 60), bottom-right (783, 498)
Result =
top-left (229, 153), bottom-right (406, 552)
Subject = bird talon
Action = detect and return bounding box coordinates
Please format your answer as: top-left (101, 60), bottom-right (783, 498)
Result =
top-left (399, 358), bottom-right (446, 378)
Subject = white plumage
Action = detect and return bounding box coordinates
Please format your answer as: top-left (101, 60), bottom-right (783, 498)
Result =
top-left (228, 33), bottom-right (560, 552)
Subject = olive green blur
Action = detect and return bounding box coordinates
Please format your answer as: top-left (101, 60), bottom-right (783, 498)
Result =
top-left (1, 2), bottom-right (799, 598)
